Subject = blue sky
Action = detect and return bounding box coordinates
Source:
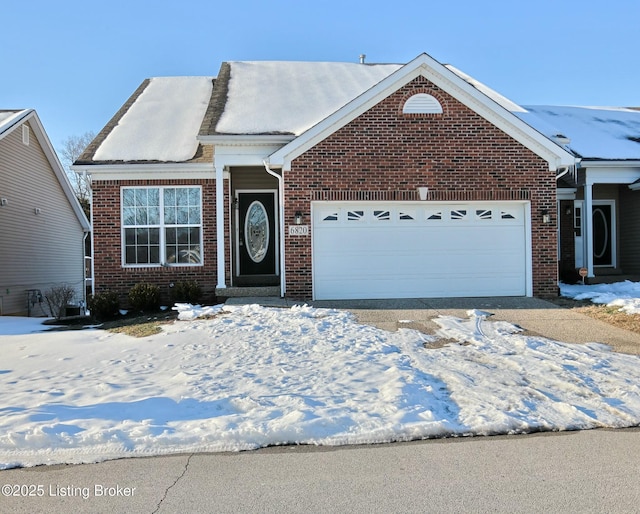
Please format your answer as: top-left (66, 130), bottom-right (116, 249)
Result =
top-left (3, 0), bottom-right (638, 154)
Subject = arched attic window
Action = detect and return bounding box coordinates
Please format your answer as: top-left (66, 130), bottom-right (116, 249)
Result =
top-left (402, 93), bottom-right (443, 114)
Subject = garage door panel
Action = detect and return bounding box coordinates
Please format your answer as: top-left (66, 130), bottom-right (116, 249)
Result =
top-left (312, 202), bottom-right (528, 300)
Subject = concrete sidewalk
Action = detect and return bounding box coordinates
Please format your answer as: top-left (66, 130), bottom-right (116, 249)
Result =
top-left (225, 296), bottom-right (640, 355)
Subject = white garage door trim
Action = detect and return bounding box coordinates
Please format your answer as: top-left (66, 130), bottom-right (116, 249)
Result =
top-left (311, 201), bottom-right (532, 300)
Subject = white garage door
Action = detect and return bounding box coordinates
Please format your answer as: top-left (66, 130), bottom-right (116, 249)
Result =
top-left (312, 202), bottom-right (529, 300)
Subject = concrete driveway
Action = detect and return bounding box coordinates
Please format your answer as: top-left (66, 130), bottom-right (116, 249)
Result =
top-left (227, 296), bottom-right (640, 355)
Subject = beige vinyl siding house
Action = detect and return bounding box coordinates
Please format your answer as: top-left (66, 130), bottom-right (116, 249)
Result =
top-left (0, 110), bottom-right (90, 315)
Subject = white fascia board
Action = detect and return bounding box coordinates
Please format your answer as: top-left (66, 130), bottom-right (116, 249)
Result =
top-left (557, 188), bottom-right (577, 200)
top-left (26, 111), bottom-right (91, 231)
top-left (582, 165), bottom-right (640, 185)
top-left (580, 160), bottom-right (640, 168)
top-left (198, 134), bottom-right (295, 146)
top-left (72, 162), bottom-right (214, 181)
top-left (269, 53), bottom-right (575, 172)
top-left (0, 109), bottom-right (32, 141)
top-left (212, 139), bottom-right (291, 169)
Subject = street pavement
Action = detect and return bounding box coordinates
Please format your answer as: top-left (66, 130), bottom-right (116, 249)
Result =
top-left (2, 428), bottom-right (639, 513)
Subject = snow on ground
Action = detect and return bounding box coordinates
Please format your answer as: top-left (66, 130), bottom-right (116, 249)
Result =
top-left (1, 302), bottom-right (640, 469)
top-left (560, 280), bottom-right (640, 314)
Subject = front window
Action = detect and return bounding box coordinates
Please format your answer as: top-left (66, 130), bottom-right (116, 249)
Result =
top-left (122, 186), bottom-right (202, 266)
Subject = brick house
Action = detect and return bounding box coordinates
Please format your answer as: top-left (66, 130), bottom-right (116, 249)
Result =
top-left (74, 53), bottom-right (576, 304)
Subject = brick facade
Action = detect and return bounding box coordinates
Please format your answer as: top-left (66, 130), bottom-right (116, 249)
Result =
top-left (91, 178), bottom-right (228, 307)
top-left (283, 76), bottom-right (558, 299)
top-left (92, 76), bottom-right (560, 304)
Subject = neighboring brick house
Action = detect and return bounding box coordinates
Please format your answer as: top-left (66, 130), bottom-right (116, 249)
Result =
top-left (74, 53), bottom-right (576, 304)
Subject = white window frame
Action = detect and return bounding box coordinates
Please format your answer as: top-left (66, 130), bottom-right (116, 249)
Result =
top-left (121, 186), bottom-right (203, 268)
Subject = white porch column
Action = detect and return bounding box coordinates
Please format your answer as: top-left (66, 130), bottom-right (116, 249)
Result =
top-left (215, 164), bottom-right (226, 289)
top-left (584, 181), bottom-right (594, 277)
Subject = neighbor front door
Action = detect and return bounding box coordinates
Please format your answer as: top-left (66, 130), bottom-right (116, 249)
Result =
top-left (574, 199), bottom-right (615, 268)
top-left (592, 202), bottom-right (614, 267)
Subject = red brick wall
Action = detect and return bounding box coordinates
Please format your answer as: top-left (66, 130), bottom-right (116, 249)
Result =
top-left (91, 178), bottom-right (228, 306)
top-left (284, 76), bottom-right (558, 299)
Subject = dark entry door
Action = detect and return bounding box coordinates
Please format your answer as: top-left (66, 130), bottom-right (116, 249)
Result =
top-left (237, 191), bottom-right (277, 281)
top-left (592, 204), bottom-right (613, 266)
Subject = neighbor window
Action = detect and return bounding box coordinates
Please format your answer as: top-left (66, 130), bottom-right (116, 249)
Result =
top-left (122, 186), bottom-right (202, 266)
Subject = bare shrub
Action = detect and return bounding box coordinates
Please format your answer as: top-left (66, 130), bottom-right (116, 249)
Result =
top-left (44, 284), bottom-right (76, 319)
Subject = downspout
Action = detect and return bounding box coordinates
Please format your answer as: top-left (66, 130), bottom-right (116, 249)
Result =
top-left (82, 231), bottom-right (89, 314)
top-left (84, 170), bottom-right (93, 314)
top-left (263, 160), bottom-right (286, 298)
top-left (215, 164), bottom-right (226, 289)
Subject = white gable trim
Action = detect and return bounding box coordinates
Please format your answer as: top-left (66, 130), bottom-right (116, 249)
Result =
top-left (0, 110), bottom-right (32, 140)
top-left (268, 53), bottom-right (575, 172)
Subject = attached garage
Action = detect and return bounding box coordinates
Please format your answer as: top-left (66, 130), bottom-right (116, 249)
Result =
top-left (312, 201), bottom-right (530, 300)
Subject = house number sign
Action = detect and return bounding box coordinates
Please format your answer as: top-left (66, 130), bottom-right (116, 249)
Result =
top-left (289, 225), bottom-right (309, 236)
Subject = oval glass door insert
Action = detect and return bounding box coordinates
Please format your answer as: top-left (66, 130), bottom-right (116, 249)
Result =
top-left (245, 200), bottom-right (269, 263)
top-left (593, 207), bottom-right (609, 259)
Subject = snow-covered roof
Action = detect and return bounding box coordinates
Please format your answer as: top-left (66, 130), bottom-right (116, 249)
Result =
top-left (517, 106), bottom-right (640, 161)
top-left (442, 68), bottom-right (640, 162)
top-left (0, 109), bottom-right (30, 138)
top-left (214, 61), bottom-right (402, 135)
top-left (79, 58), bottom-right (640, 167)
top-left (444, 65), bottom-right (527, 114)
top-left (92, 77), bottom-right (213, 162)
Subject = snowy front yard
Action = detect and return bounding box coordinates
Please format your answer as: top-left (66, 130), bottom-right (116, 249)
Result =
top-left (1, 287), bottom-right (640, 469)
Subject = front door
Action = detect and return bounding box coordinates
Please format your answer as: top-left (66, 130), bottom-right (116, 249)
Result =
top-left (592, 202), bottom-right (614, 266)
top-left (236, 191), bottom-right (278, 285)
top-left (574, 199), bottom-right (615, 268)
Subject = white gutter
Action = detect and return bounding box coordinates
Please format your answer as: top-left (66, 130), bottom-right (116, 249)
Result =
top-left (263, 160), bottom-right (286, 298)
top-left (555, 165), bottom-right (570, 181)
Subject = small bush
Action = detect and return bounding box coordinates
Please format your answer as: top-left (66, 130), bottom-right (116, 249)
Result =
top-left (44, 284), bottom-right (76, 319)
top-left (170, 280), bottom-right (203, 304)
top-left (128, 283), bottom-right (161, 313)
top-left (88, 291), bottom-right (120, 321)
